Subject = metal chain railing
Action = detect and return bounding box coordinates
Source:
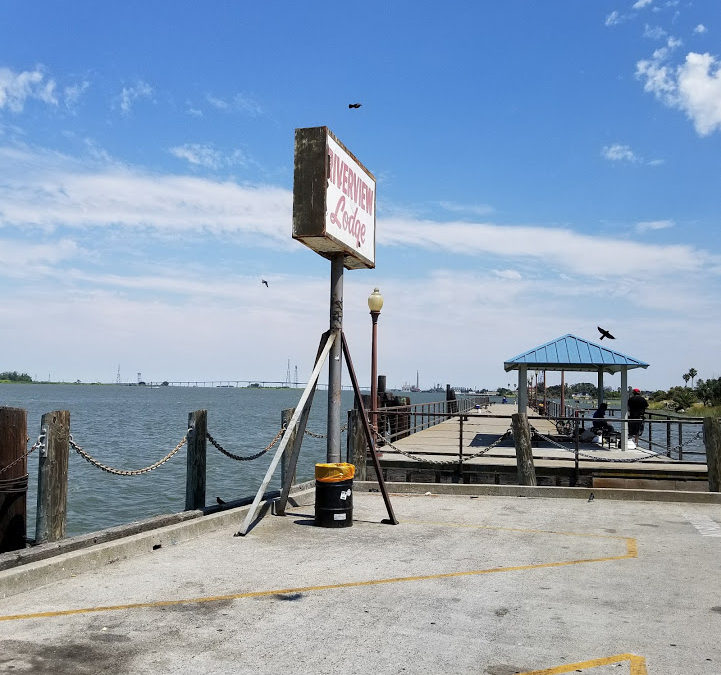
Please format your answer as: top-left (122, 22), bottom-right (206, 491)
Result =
top-left (70, 434), bottom-right (187, 476)
top-left (206, 427), bottom-right (284, 462)
top-left (0, 432), bottom-right (45, 477)
top-left (529, 425), bottom-right (683, 463)
top-left (303, 424), bottom-right (347, 439)
top-left (376, 428), bottom-right (512, 466)
top-left (667, 429), bottom-right (705, 458)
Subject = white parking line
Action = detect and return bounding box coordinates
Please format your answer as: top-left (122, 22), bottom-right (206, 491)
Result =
top-left (684, 513), bottom-right (721, 537)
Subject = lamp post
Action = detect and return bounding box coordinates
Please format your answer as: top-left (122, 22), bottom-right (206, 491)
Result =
top-left (368, 288), bottom-right (384, 434)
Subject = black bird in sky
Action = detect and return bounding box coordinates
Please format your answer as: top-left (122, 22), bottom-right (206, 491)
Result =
top-left (348, 103), bottom-right (362, 109)
top-left (261, 279), bottom-right (269, 287)
top-left (597, 326), bottom-right (615, 340)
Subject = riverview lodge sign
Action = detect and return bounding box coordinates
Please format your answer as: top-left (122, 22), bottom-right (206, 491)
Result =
top-left (293, 126), bottom-right (376, 269)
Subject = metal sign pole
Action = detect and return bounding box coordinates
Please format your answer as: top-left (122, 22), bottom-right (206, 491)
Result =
top-left (327, 254), bottom-right (344, 463)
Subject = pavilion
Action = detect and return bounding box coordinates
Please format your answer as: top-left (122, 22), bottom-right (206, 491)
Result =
top-left (504, 334), bottom-right (649, 449)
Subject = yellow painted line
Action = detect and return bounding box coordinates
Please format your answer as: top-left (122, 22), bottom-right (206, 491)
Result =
top-left (0, 545), bottom-right (636, 623)
top-left (0, 520), bottom-right (636, 623)
top-left (518, 652), bottom-right (647, 674)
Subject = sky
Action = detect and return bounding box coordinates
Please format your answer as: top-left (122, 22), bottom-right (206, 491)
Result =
top-left (0, 0), bottom-right (720, 392)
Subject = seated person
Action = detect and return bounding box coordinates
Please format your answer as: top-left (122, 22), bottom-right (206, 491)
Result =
top-left (591, 402), bottom-right (613, 434)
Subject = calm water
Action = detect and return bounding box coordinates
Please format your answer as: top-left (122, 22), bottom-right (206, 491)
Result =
top-left (1, 384), bottom-right (449, 538)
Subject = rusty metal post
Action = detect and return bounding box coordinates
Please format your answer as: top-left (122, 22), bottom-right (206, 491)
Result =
top-left (327, 254), bottom-right (344, 463)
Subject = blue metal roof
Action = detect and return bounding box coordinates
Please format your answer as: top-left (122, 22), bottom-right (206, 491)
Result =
top-left (504, 334), bottom-right (649, 374)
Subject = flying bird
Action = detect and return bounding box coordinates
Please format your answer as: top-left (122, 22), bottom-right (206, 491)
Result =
top-left (348, 103), bottom-right (362, 109)
top-left (597, 326), bottom-right (615, 340)
top-left (261, 279), bottom-right (269, 287)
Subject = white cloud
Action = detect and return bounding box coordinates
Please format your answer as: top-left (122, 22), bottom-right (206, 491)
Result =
top-left (693, 24), bottom-right (707, 35)
top-left (602, 143), bottom-right (639, 162)
top-left (0, 237), bottom-right (79, 268)
top-left (64, 81), bottom-right (90, 108)
top-left (0, 144), bottom-right (290, 241)
top-left (637, 46), bottom-right (721, 136)
top-left (605, 11), bottom-right (622, 26)
top-left (493, 269), bottom-right (522, 280)
top-left (119, 81), bottom-right (153, 114)
top-left (0, 66), bottom-right (57, 112)
top-left (676, 52), bottom-right (721, 135)
top-left (380, 217), bottom-right (716, 279)
top-left (643, 24), bottom-right (667, 40)
top-left (169, 143), bottom-right (247, 170)
top-left (438, 201), bottom-right (494, 217)
top-left (633, 0), bottom-right (653, 9)
top-left (635, 219), bottom-right (674, 232)
top-left (206, 92), bottom-right (263, 116)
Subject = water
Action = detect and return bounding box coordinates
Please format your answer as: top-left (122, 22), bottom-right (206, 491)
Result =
top-left (1, 384), bottom-right (449, 538)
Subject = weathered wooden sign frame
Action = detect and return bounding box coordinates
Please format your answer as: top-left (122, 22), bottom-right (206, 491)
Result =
top-left (293, 126), bottom-right (376, 270)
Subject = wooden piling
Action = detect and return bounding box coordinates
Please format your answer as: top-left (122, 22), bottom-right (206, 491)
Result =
top-left (348, 409), bottom-right (367, 480)
top-left (185, 410), bottom-right (207, 510)
top-left (703, 417), bottom-right (721, 492)
top-left (280, 408), bottom-right (297, 489)
top-left (35, 410), bottom-right (70, 544)
top-left (0, 407), bottom-right (28, 553)
top-left (511, 412), bottom-right (537, 486)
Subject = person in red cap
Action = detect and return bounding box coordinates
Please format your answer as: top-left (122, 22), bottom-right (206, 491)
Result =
top-left (627, 388), bottom-right (648, 445)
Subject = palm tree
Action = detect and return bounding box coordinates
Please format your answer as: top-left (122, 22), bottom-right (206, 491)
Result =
top-left (688, 368), bottom-right (698, 388)
top-left (682, 373), bottom-right (690, 387)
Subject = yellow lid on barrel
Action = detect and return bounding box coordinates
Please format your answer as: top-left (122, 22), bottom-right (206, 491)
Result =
top-left (315, 462), bottom-right (355, 482)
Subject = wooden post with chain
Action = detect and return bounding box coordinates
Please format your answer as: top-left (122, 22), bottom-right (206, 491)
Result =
top-left (35, 410), bottom-right (70, 544)
top-left (0, 407), bottom-right (28, 553)
top-left (186, 410), bottom-right (207, 510)
top-left (511, 412), bottom-right (537, 486)
top-left (704, 417), bottom-right (721, 492)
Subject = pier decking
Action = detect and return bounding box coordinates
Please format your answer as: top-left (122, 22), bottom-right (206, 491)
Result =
top-left (372, 404), bottom-right (708, 490)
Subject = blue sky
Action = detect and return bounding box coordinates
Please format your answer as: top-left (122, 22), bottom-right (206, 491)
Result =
top-left (1, 0), bottom-right (719, 391)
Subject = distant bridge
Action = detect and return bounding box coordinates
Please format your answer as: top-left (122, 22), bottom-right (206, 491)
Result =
top-left (143, 380), bottom-right (360, 390)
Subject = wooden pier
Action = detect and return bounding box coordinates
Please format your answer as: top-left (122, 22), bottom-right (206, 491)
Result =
top-left (367, 403), bottom-right (709, 490)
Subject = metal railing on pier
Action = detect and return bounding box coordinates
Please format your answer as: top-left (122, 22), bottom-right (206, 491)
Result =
top-left (373, 395), bottom-right (490, 443)
top-left (536, 401), bottom-right (708, 462)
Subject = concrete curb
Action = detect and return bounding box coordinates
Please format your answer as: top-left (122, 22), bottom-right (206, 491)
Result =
top-left (0, 485), bottom-right (315, 600)
top-left (355, 480), bottom-right (721, 503)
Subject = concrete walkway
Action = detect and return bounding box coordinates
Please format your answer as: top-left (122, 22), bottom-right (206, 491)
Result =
top-left (1, 487), bottom-right (720, 673)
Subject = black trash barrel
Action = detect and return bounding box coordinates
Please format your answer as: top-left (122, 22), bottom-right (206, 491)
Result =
top-left (315, 463), bottom-right (355, 528)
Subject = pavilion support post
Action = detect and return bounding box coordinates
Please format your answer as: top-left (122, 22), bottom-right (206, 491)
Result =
top-left (560, 370), bottom-right (565, 417)
top-left (597, 369), bottom-right (604, 406)
top-left (517, 365), bottom-right (528, 413)
top-left (620, 368), bottom-right (629, 450)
